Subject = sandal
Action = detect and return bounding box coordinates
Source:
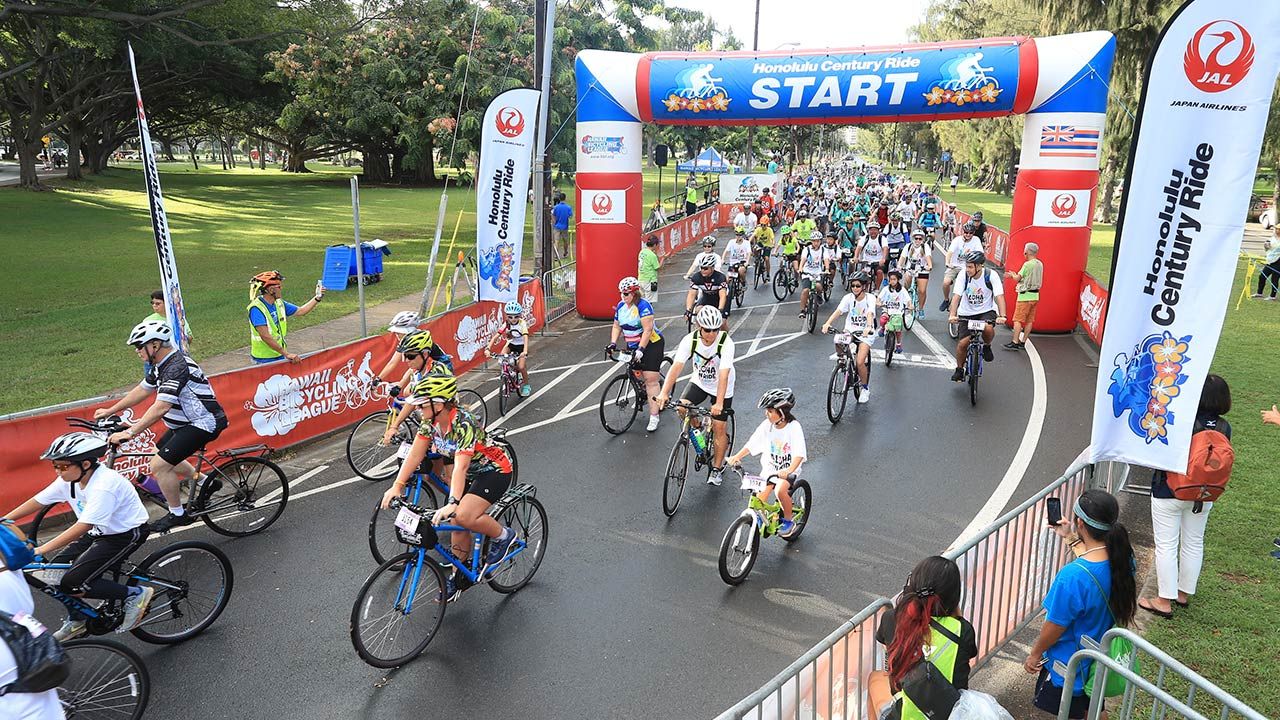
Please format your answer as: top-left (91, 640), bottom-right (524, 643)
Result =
top-left (1138, 598), bottom-right (1174, 619)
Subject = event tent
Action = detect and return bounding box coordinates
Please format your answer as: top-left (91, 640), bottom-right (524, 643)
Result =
top-left (676, 146), bottom-right (737, 173)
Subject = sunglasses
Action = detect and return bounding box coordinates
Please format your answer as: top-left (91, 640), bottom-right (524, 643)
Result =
top-left (403, 352), bottom-right (422, 361)
top-left (51, 462), bottom-right (76, 472)
top-left (850, 283), bottom-right (865, 289)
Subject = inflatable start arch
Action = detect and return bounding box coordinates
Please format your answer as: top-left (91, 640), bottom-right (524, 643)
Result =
top-left (573, 32), bottom-right (1116, 329)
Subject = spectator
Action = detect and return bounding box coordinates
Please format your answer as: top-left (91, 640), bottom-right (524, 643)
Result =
top-left (767, 156), bottom-right (778, 174)
top-left (867, 555), bottom-right (978, 720)
top-left (1250, 225), bottom-right (1280, 299)
top-left (950, 172), bottom-right (959, 192)
top-left (248, 271), bottom-right (324, 364)
top-left (1004, 243), bottom-right (1043, 350)
top-left (684, 178), bottom-right (698, 217)
top-left (1141, 374), bottom-right (1231, 617)
top-left (1261, 404), bottom-right (1280, 561)
top-left (638, 235), bottom-right (661, 296)
top-left (145, 290), bottom-right (166, 323)
top-left (1025, 488), bottom-right (1136, 719)
top-left (552, 193), bottom-right (573, 261)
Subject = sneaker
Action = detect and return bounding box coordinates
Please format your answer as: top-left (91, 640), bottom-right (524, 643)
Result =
top-left (485, 528), bottom-right (517, 566)
top-left (1267, 297), bottom-right (1277, 301)
top-left (777, 518), bottom-right (796, 536)
top-left (951, 368), bottom-right (965, 382)
top-left (119, 586), bottom-right (155, 632)
top-left (982, 345), bottom-right (995, 362)
top-left (1251, 293), bottom-right (1263, 298)
top-left (1003, 341), bottom-right (1021, 350)
top-left (520, 384), bottom-right (532, 397)
top-left (1273, 537), bottom-right (1280, 549)
top-left (193, 476), bottom-right (223, 509)
top-left (917, 309), bottom-right (925, 319)
top-left (798, 312), bottom-right (806, 319)
top-left (857, 386), bottom-right (871, 403)
top-left (150, 511), bottom-right (196, 533)
top-left (938, 299), bottom-right (949, 312)
top-left (646, 414), bottom-right (660, 432)
top-left (54, 619), bottom-right (87, 642)
top-left (895, 343), bottom-right (903, 354)
top-left (438, 575), bottom-right (461, 604)
top-left (828, 353), bottom-right (839, 361)
top-left (707, 467), bottom-right (724, 486)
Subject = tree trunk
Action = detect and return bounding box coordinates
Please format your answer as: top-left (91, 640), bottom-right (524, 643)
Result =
top-left (161, 138), bottom-right (176, 162)
top-left (16, 140), bottom-right (43, 188)
top-left (391, 146), bottom-right (407, 184)
top-left (187, 138), bottom-right (200, 170)
top-left (1096, 152), bottom-right (1119, 224)
top-left (362, 144), bottom-right (391, 183)
top-left (63, 122), bottom-right (84, 181)
top-left (258, 139), bottom-right (266, 170)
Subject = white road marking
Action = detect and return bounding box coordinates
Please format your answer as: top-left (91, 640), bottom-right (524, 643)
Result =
top-left (908, 320), bottom-right (958, 365)
top-left (259, 464), bottom-right (327, 505)
top-left (490, 351), bottom-right (596, 425)
top-left (748, 303), bottom-right (780, 354)
top-left (946, 338), bottom-right (1048, 549)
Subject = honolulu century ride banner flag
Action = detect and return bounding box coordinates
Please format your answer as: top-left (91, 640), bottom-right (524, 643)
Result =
top-left (475, 87), bottom-right (540, 304)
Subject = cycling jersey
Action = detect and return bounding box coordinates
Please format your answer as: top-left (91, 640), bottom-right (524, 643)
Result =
top-left (142, 351), bottom-right (226, 433)
top-left (859, 235), bottom-right (888, 263)
top-left (724, 239), bottom-right (751, 266)
top-left (792, 218), bottom-right (817, 240)
top-left (778, 235), bottom-right (799, 255)
top-left (836, 292), bottom-right (877, 335)
top-left (752, 225), bottom-right (775, 248)
top-left (498, 318), bottom-right (528, 348)
top-left (421, 408), bottom-right (514, 475)
top-left (918, 212), bottom-right (940, 229)
top-left (672, 330), bottom-right (736, 397)
top-left (742, 211), bottom-right (758, 235)
top-left (615, 299), bottom-right (661, 349)
top-left (901, 244), bottom-right (930, 273)
top-left (688, 270), bottom-right (728, 307)
top-left (878, 286), bottom-right (912, 314)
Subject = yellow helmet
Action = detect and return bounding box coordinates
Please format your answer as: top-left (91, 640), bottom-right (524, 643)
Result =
top-left (411, 372), bottom-right (457, 402)
top-left (397, 330), bottom-right (434, 355)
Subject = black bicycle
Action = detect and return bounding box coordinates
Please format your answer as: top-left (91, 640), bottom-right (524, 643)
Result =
top-left (799, 274), bottom-right (830, 334)
top-left (660, 400), bottom-right (735, 517)
top-left (752, 248), bottom-right (769, 289)
top-left (824, 328), bottom-right (872, 424)
top-left (599, 348), bottom-right (672, 434)
top-left (346, 390), bottom-right (489, 480)
top-left (726, 266), bottom-right (746, 308)
top-left (962, 319), bottom-right (993, 406)
top-left (58, 638), bottom-right (150, 719)
top-left (772, 262), bottom-right (799, 302)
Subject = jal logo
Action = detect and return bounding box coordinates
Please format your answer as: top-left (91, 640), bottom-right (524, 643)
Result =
top-left (1051, 193), bottom-right (1078, 219)
top-left (1184, 20), bottom-right (1255, 93)
top-left (495, 107), bottom-right (525, 137)
top-left (591, 193), bottom-right (613, 215)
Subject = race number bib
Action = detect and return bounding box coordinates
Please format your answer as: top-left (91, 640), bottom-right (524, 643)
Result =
top-left (397, 441), bottom-right (413, 459)
top-left (968, 319), bottom-right (988, 330)
top-left (394, 506), bottom-right (422, 534)
top-left (740, 474), bottom-right (766, 492)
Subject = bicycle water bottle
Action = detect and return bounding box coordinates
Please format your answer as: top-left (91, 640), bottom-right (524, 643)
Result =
top-left (138, 474), bottom-right (163, 496)
top-left (690, 427), bottom-right (707, 455)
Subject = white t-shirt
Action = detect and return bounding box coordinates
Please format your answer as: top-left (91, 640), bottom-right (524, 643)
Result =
top-left (859, 235), bottom-right (888, 262)
top-left (953, 268), bottom-right (1004, 316)
top-left (836, 292), bottom-right (877, 335)
top-left (0, 570), bottom-right (64, 720)
top-left (672, 331), bottom-right (736, 398)
top-left (743, 419), bottom-right (807, 480)
top-left (689, 251), bottom-right (723, 274)
top-left (723, 239), bottom-right (752, 266)
top-left (733, 212), bottom-right (749, 233)
top-left (947, 236), bottom-right (985, 269)
top-left (878, 286), bottom-right (912, 314)
top-left (743, 212), bottom-right (758, 235)
top-left (799, 245), bottom-right (831, 276)
top-left (33, 466), bottom-right (149, 536)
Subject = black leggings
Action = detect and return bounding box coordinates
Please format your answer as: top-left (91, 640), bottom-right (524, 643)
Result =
top-left (55, 526), bottom-right (149, 616)
top-left (1257, 260), bottom-right (1280, 297)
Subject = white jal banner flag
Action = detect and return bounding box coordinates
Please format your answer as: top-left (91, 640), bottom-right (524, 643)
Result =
top-left (476, 87), bottom-right (541, 303)
top-left (1091, 1), bottom-right (1280, 472)
top-left (128, 43), bottom-right (192, 350)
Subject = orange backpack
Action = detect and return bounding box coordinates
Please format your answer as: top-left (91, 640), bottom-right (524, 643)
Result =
top-left (1165, 427), bottom-right (1233, 509)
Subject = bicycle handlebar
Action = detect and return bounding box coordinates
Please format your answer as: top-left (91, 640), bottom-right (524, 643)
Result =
top-left (726, 466), bottom-right (796, 483)
top-left (66, 415), bottom-right (127, 433)
top-left (659, 399), bottom-right (734, 417)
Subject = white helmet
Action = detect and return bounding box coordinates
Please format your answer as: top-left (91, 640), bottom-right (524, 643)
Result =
top-left (40, 432), bottom-right (110, 463)
top-left (618, 276), bottom-right (642, 294)
top-left (695, 305), bottom-right (723, 330)
top-left (809, 231), bottom-right (823, 242)
top-left (504, 300), bottom-right (524, 315)
top-left (388, 311), bottom-right (421, 334)
top-left (127, 320), bottom-right (171, 348)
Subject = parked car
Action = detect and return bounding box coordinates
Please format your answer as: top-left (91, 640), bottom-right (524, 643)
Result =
top-left (1250, 194), bottom-right (1274, 227)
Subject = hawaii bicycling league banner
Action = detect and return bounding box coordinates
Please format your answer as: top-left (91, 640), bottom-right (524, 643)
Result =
top-left (476, 87), bottom-right (540, 304)
top-left (128, 43), bottom-right (192, 351)
top-left (1091, 1), bottom-right (1280, 472)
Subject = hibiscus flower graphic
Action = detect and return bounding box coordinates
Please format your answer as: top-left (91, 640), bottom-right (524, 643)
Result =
top-left (244, 374), bottom-right (303, 437)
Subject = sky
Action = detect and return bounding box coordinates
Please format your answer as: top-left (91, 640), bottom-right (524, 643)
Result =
top-left (664, 0), bottom-right (934, 51)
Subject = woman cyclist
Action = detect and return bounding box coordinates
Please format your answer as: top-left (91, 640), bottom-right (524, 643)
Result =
top-left (380, 374), bottom-right (517, 602)
top-left (899, 230), bottom-right (933, 318)
top-left (380, 330), bottom-right (453, 447)
top-left (608, 277), bottom-right (665, 432)
top-left (725, 388), bottom-right (807, 536)
top-left (486, 300), bottom-right (532, 397)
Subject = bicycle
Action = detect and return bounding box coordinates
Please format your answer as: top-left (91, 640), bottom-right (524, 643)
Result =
top-left (367, 428), bottom-right (519, 565)
top-left (598, 349), bottom-right (673, 435)
top-left (798, 274), bottom-right (830, 334)
top-left (717, 468), bottom-right (812, 585)
top-left (771, 261), bottom-right (798, 302)
top-left (824, 328), bottom-right (872, 424)
top-left (726, 265), bottom-right (746, 308)
top-left (346, 388), bottom-right (489, 481)
top-left (491, 351), bottom-right (523, 416)
top-left (752, 248), bottom-right (769, 290)
top-left (24, 536), bottom-right (233, 645)
top-left (882, 309), bottom-right (908, 367)
top-left (659, 400), bottom-right (736, 517)
top-left (961, 319), bottom-right (994, 406)
top-left (349, 485), bottom-right (548, 668)
top-left (26, 417), bottom-right (287, 540)
top-left (58, 638), bottom-right (150, 719)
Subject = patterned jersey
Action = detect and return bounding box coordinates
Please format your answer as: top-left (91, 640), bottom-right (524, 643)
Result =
top-left (419, 407), bottom-right (514, 475)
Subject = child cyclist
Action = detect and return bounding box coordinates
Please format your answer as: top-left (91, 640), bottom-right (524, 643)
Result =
top-left (726, 388), bottom-right (807, 536)
top-left (485, 300), bottom-right (532, 397)
top-left (877, 269), bottom-right (914, 355)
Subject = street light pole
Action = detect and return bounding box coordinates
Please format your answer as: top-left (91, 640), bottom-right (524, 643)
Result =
top-left (532, 0), bottom-right (556, 279)
top-left (746, 0), bottom-right (760, 172)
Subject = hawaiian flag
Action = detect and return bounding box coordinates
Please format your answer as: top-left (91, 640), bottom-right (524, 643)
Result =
top-left (1039, 125), bottom-right (1100, 158)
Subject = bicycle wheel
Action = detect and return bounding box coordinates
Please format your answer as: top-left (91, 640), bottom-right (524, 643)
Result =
top-left (806, 297), bottom-right (818, 333)
top-left (783, 480), bottom-right (812, 542)
top-left (457, 388), bottom-right (488, 427)
top-left (968, 348), bottom-right (980, 407)
top-left (662, 438), bottom-right (689, 517)
top-left (369, 481), bottom-right (440, 565)
top-left (903, 307), bottom-right (916, 330)
top-left (735, 278), bottom-right (746, 307)
top-left (350, 551), bottom-right (447, 668)
top-left (498, 383), bottom-right (511, 417)
top-left (754, 259), bottom-right (766, 289)
top-left (488, 495), bottom-right (549, 593)
top-left (772, 268), bottom-right (790, 302)
top-left (717, 515), bottom-right (760, 586)
top-left (346, 410), bottom-right (400, 481)
top-left (948, 319), bottom-right (959, 339)
top-left (199, 456), bottom-right (288, 537)
top-left (884, 330), bottom-right (894, 367)
top-left (23, 501), bottom-right (71, 546)
top-left (494, 437), bottom-right (519, 484)
top-left (59, 638), bottom-right (150, 720)
top-left (130, 540), bottom-right (233, 644)
top-left (598, 374), bottom-right (640, 435)
top-left (826, 364), bottom-right (849, 424)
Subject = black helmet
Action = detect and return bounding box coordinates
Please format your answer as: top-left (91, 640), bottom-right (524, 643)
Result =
top-left (962, 222), bottom-right (977, 234)
top-left (757, 387), bottom-right (796, 411)
top-left (963, 250), bottom-right (987, 265)
top-left (973, 211), bottom-right (984, 220)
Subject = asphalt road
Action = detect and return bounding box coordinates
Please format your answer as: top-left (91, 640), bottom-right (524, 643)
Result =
top-left (29, 231), bottom-right (1098, 719)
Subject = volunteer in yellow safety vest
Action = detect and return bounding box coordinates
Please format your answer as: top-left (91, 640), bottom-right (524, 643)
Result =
top-left (247, 271), bottom-right (324, 364)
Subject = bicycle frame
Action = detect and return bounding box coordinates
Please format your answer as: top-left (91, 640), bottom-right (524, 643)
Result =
top-left (24, 560), bottom-right (185, 629)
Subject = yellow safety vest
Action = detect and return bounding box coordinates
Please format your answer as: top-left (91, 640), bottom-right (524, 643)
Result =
top-left (686, 185), bottom-right (698, 203)
top-left (248, 296), bottom-right (288, 360)
top-left (898, 616), bottom-right (963, 720)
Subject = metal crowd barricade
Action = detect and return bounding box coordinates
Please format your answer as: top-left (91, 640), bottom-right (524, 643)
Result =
top-left (539, 260), bottom-right (577, 334)
top-left (1055, 629), bottom-right (1269, 720)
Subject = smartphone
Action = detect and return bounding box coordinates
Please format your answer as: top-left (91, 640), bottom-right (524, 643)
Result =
top-left (1046, 496), bottom-right (1062, 526)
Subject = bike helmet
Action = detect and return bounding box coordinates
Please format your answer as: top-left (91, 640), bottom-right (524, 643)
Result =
top-left (963, 250), bottom-right (987, 265)
top-left (890, 211), bottom-right (902, 221)
top-left (504, 300), bottom-right (524, 316)
top-left (779, 225), bottom-right (792, 235)
top-left (798, 209), bottom-right (809, 217)
top-left (127, 320), bottom-right (171, 348)
top-left (926, 202), bottom-right (935, 209)
top-left (618, 276), bottom-right (642, 294)
top-left (809, 231), bottom-right (822, 242)
top-left (866, 220), bottom-right (881, 230)
top-left (702, 236), bottom-right (717, 247)
top-left (699, 255), bottom-right (718, 269)
top-left (388, 311), bottom-right (421, 334)
top-left (734, 225), bottom-right (745, 235)
top-left (252, 270), bottom-right (284, 287)
top-left (973, 211), bottom-right (984, 220)
top-left (850, 270), bottom-right (871, 286)
top-left (758, 387), bottom-right (796, 411)
top-left (949, 203), bottom-right (957, 209)
top-left (911, 228), bottom-right (924, 237)
top-left (961, 222), bottom-right (977, 234)
top-left (887, 268), bottom-right (902, 280)
top-left (397, 329), bottom-right (435, 355)
top-left (40, 432), bottom-right (109, 463)
top-left (411, 372), bottom-right (457, 402)
top-left (694, 305), bottom-right (723, 330)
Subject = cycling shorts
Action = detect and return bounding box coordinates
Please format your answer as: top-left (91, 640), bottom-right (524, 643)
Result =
top-left (680, 383), bottom-right (733, 421)
top-left (465, 469), bottom-right (512, 504)
top-left (758, 246), bottom-right (772, 257)
top-left (958, 310), bottom-right (998, 327)
top-left (156, 419), bottom-right (226, 466)
top-left (627, 335), bottom-right (666, 372)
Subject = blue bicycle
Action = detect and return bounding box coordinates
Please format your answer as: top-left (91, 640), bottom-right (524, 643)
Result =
top-left (350, 485), bottom-right (547, 668)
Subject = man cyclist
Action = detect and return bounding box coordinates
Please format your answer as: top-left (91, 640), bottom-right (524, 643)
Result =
top-left (792, 209), bottom-right (817, 244)
top-left (776, 225), bottom-right (799, 280)
top-left (656, 306), bottom-right (736, 486)
top-left (752, 219), bottom-right (776, 277)
top-left (940, 223), bottom-right (985, 312)
top-left (883, 212), bottom-right (910, 276)
top-left (686, 236), bottom-right (723, 276)
top-left (948, 250), bottom-right (1007, 382)
top-left (821, 271), bottom-right (877, 404)
top-left (95, 321), bottom-right (227, 532)
top-left (917, 202), bottom-right (941, 243)
top-left (969, 211), bottom-right (989, 243)
top-left (685, 255), bottom-right (729, 323)
top-left (797, 231), bottom-right (833, 319)
top-left (4, 433), bottom-right (154, 640)
top-left (725, 388), bottom-right (807, 536)
top-left (722, 227), bottom-right (752, 291)
top-left (855, 221), bottom-right (889, 288)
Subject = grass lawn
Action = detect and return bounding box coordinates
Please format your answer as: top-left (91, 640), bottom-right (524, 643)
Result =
top-left (898, 167), bottom-right (1278, 712)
